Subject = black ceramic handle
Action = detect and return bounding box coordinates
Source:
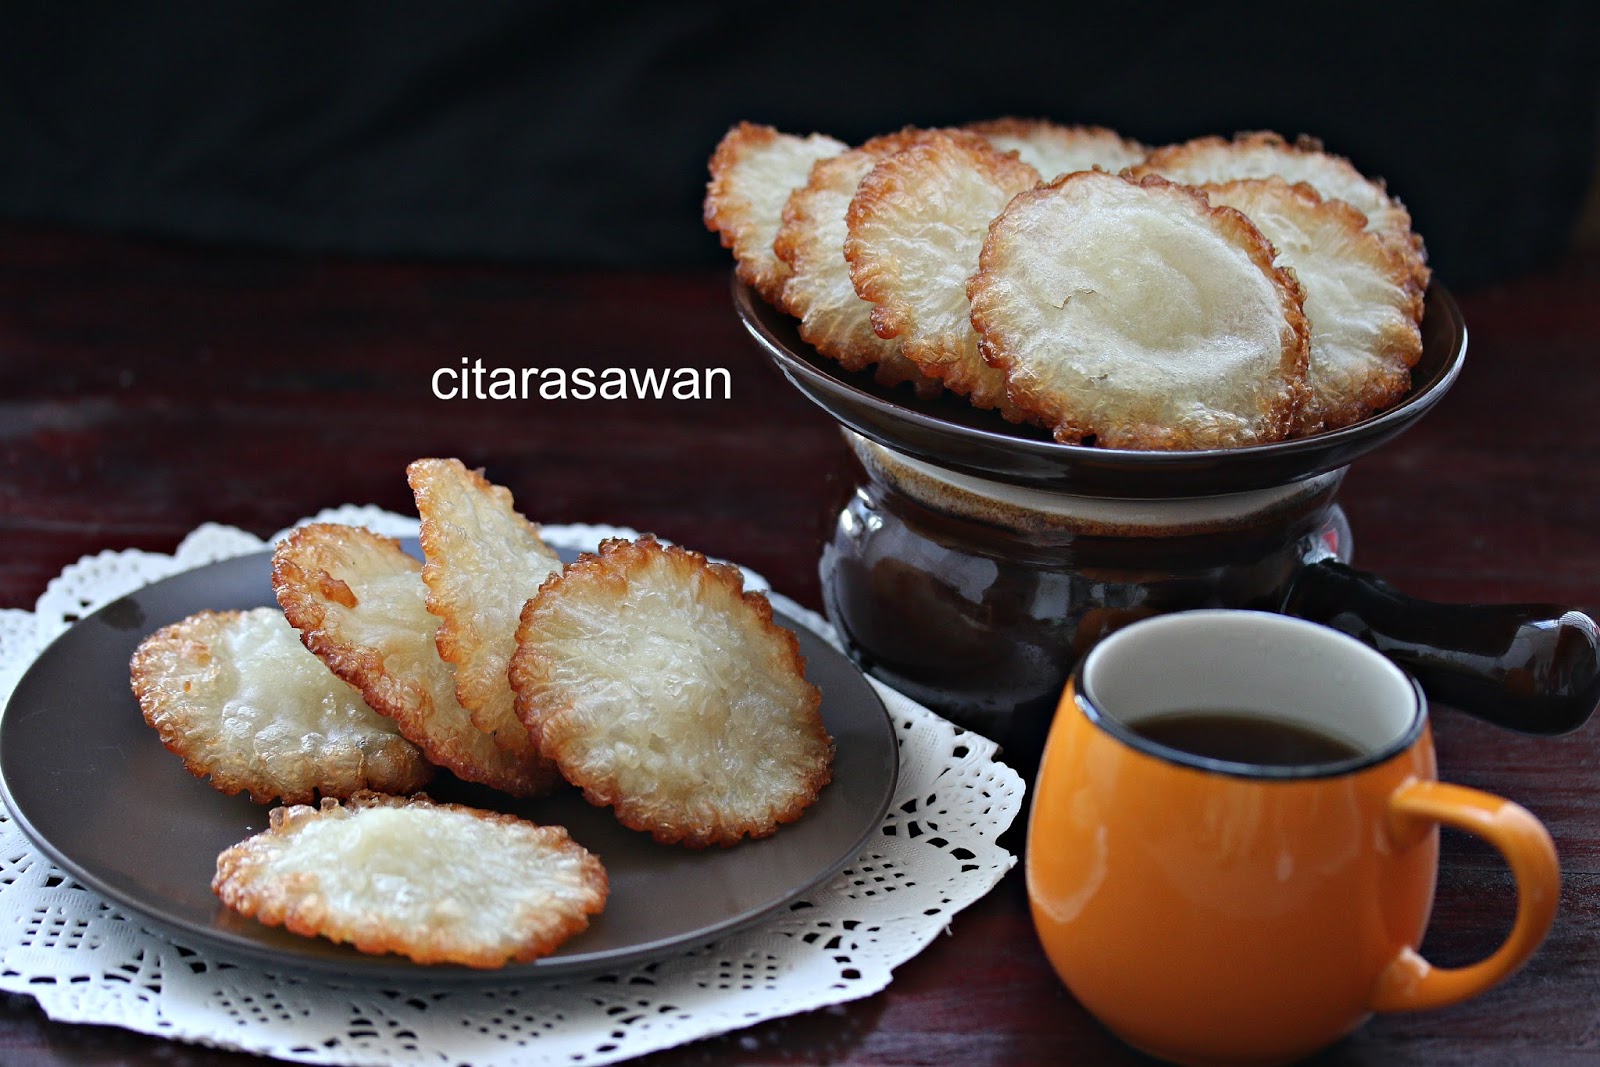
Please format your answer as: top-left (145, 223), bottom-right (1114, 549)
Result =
top-left (1283, 560), bottom-right (1600, 734)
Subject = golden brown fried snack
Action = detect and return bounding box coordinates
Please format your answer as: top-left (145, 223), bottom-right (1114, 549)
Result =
top-left (773, 129), bottom-right (971, 396)
top-left (510, 537), bottom-right (833, 849)
top-left (966, 117), bottom-right (1146, 179)
top-left (131, 608), bottom-right (433, 804)
top-left (213, 792), bottom-right (607, 968)
top-left (1205, 178), bottom-right (1424, 434)
top-left (968, 171), bottom-right (1310, 449)
top-left (704, 122), bottom-right (848, 304)
top-left (409, 458), bottom-right (563, 766)
top-left (1127, 131), bottom-right (1429, 288)
top-left (845, 131), bottom-right (1040, 419)
top-left (272, 523), bottom-right (563, 798)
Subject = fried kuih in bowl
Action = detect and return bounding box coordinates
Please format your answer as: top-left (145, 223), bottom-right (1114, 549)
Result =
top-left (1202, 178), bottom-right (1423, 435)
top-left (845, 130), bottom-right (1041, 419)
top-left (967, 170), bottom-right (1311, 450)
top-left (704, 121), bottom-right (847, 305)
top-left (713, 117), bottom-right (1459, 497)
top-left (1126, 131), bottom-right (1429, 289)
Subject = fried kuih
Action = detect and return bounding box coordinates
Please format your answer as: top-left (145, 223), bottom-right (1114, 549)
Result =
top-left (213, 792), bottom-right (608, 968)
top-left (409, 458), bottom-right (563, 765)
top-left (845, 130), bottom-right (1040, 418)
top-left (1205, 178), bottom-right (1424, 434)
top-left (968, 171), bottom-right (1310, 449)
top-left (773, 129), bottom-right (970, 397)
top-left (510, 537), bottom-right (834, 848)
top-left (272, 523), bottom-right (563, 798)
top-left (1127, 131), bottom-right (1429, 289)
top-left (966, 117), bottom-right (1146, 180)
top-left (708, 119), bottom-right (1432, 447)
top-left (130, 608), bottom-right (433, 804)
top-left (703, 122), bottom-right (847, 304)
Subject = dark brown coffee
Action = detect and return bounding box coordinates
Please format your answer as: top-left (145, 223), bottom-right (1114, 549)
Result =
top-left (1129, 711), bottom-right (1364, 766)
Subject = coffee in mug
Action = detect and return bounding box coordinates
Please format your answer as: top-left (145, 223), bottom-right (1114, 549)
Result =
top-left (1129, 711), bottom-right (1364, 765)
top-left (1027, 610), bottom-right (1559, 1066)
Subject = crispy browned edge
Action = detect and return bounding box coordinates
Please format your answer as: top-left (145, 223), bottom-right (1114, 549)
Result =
top-left (129, 609), bottom-right (434, 804)
top-left (772, 126), bottom-right (980, 398)
top-left (968, 170), bottom-right (1311, 449)
top-left (965, 116), bottom-right (1148, 162)
top-left (412, 458), bottom-right (524, 676)
top-left (704, 121), bottom-right (843, 304)
top-left (509, 536), bottom-right (833, 849)
top-left (407, 457), bottom-right (563, 768)
top-left (270, 522), bottom-right (562, 799)
top-left (1131, 130), bottom-right (1430, 289)
top-left (212, 791), bottom-right (609, 968)
top-left (1206, 177), bottom-right (1424, 433)
top-left (843, 130), bottom-right (1041, 423)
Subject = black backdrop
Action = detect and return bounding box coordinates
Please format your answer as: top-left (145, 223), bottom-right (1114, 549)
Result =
top-left (0, 0), bottom-right (1594, 288)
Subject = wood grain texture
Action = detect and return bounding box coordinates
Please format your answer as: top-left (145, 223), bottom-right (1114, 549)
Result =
top-left (1, 223), bottom-right (1597, 1065)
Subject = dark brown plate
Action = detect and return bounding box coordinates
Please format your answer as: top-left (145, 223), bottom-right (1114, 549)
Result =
top-left (736, 277), bottom-right (1467, 498)
top-left (0, 545), bottom-right (898, 981)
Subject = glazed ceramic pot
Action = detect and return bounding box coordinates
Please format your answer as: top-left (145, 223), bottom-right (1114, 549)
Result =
top-left (735, 280), bottom-right (1600, 773)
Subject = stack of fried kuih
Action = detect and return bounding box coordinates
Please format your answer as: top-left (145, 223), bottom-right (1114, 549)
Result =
top-left (129, 459), bottom-right (834, 967)
top-left (706, 119), bottom-right (1429, 450)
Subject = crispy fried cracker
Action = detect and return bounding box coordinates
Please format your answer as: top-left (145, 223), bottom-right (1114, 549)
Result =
top-left (966, 117), bottom-right (1145, 178)
top-left (409, 458), bottom-right (562, 766)
top-left (704, 122), bottom-right (848, 304)
top-left (773, 129), bottom-right (969, 397)
top-left (130, 608), bottom-right (433, 804)
top-left (1205, 178), bottom-right (1424, 434)
top-left (968, 171), bottom-right (1309, 449)
top-left (845, 131), bottom-right (1040, 419)
top-left (213, 792), bottom-right (607, 968)
top-left (272, 523), bottom-right (563, 798)
top-left (510, 537), bottom-right (833, 849)
top-left (1128, 131), bottom-right (1429, 288)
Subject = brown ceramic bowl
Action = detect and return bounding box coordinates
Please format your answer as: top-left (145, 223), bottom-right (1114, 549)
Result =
top-left (735, 277), bottom-right (1467, 498)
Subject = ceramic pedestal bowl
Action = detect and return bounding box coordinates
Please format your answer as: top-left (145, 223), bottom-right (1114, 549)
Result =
top-left (735, 278), bottom-right (1600, 773)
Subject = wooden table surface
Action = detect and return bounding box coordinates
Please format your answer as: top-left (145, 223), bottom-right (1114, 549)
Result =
top-left (1, 222), bottom-right (1597, 1065)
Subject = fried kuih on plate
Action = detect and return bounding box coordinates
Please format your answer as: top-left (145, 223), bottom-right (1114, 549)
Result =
top-left (845, 130), bottom-right (1040, 419)
top-left (1127, 131), bottom-right (1429, 289)
top-left (965, 117), bottom-right (1146, 179)
top-left (510, 537), bottom-right (834, 849)
top-left (703, 122), bottom-right (848, 304)
top-left (130, 607), bottom-right (434, 804)
top-left (213, 792), bottom-right (608, 968)
top-left (272, 522), bottom-right (563, 798)
top-left (1204, 178), bottom-right (1424, 434)
top-left (409, 457), bottom-right (563, 767)
top-left (968, 170), bottom-right (1310, 449)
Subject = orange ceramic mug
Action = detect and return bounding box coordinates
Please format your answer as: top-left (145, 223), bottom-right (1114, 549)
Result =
top-left (1026, 610), bottom-right (1560, 1066)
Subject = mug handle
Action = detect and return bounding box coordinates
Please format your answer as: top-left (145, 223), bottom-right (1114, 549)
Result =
top-left (1369, 779), bottom-right (1560, 1013)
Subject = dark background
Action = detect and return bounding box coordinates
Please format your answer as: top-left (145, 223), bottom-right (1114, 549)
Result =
top-left (0, 0), bottom-right (1595, 289)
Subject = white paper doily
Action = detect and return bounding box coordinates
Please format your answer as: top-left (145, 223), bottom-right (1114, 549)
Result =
top-left (0, 508), bottom-right (1024, 1066)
